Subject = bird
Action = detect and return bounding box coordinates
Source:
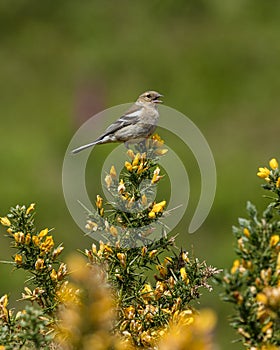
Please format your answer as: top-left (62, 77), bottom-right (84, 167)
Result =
top-left (71, 90), bottom-right (163, 154)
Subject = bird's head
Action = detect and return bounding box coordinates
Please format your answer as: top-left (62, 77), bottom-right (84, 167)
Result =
top-left (138, 91), bottom-right (163, 104)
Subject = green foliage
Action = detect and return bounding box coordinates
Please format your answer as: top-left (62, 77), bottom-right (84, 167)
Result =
top-left (0, 303), bottom-right (52, 350)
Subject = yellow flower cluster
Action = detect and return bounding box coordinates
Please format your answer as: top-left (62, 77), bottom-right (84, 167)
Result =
top-left (96, 194), bottom-right (104, 217)
top-left (120, 298), bottom-right (196, 348)
top-left (0, 203), bottom-right (69, 317)
top-left (56, 256), bottom-right (127, 350)
top-left (11, 228), bottom-right (56, 266)
top-left (105, 165), bottom-right (117, 188)
top-left (125, 151), bottom-right (148, 174)
top-left (257, 158), bottom-right (280, 185)
top-left (96, 249), bottom-right (213, 349)
top-left (0, 217), bottom-right (11, 227)
top-left (119, 303), bottom-right (216, 349)
top-left (147, 133), bottom-right (169, 156)
top-left (0, 294), bottom-right (9, 323)
top-left (148, 200), bottom-right (166, 219)
top-left (158, 309), bottom-right (216, 350)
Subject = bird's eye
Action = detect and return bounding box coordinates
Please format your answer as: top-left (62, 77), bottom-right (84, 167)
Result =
top-left (146, 94), bottom-right (151, 98)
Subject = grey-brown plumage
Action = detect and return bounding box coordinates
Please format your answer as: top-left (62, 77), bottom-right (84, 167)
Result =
top-left (72, 91), bottom-right (163, 154)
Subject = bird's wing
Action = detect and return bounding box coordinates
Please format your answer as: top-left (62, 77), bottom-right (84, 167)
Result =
top-left (95, 104), bottom-right (143, 141)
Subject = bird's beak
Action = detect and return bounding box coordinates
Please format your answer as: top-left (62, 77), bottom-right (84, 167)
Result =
top-left (154, 94), bottom-right (163, 103)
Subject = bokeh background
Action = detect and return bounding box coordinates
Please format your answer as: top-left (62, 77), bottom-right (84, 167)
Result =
top-left (1, 1), bottom-right (280, 348)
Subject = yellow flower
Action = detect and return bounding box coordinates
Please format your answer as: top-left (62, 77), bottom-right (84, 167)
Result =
top-left (56, 281), bottom-right (79, 305)
top-left (197, 309), bottom-right (217, 332)
top-left (96, 195), bottom-right (103, 209)
top-left (269, 235), bottom-right (280, 247)
top-left (269, 158), bottom-right (279, 170)
top-left (141, 194), bottom-right (147, 206)
top-left (124, 305), bottom-right (135, 319)
top-left (180, 267), bottom-right (189, 284)
top-left (0, 294), bottom-right (8, 308)
top-left (136, 161), bottom-right (145, 174)
top-left (151, 201), bottom-right (166, 213)
top-left (0, 294), bottom-right (9, 321)
top-left (127, 149), bottom-right (135, 160)
top-left (126, 196), bottom-right (135, 209)
top-left (257, 167), bottom-right (270, 179)
top-left (38, 228), bottom-right (48, 239)
top-left (237, 327), bottom-right (250, 338)
top-left (270, 235), bottom-right (279, 247)
top-left (243, 228), bottom-right (250, 238)
top-left (91, 243), bottom-right (97, 254)
top-left (157, 264), bottom-right (168, 278)
top-left (57, 263), bottom-right (67, 280)
top-left (181, 251), bottom-right (189, 263)
top-left (118, 179), bottom-right (125, 193)
top-left (85, 220), bottom-right (98, 231)
top-left (109, 225), bottom-right (118, 237)
top-left (276, 177), bottom-right (280, 188)
top-left (154, 148), bottom-right (168, 156)
top-left (125, 161), bottom-right (133, 172)
top-left (14, 254), bottom-right (23, 265)
top-left (105, 174), bottom-right (112, 188)
top-left (141, 283), bottom-right (154, 300)
top-left (14, 231), bottom-right (25, 243)
top-left (155, 280), bottom-right (167, 295)
top-left (164, 256), bottom-right (173, 265)
top-left (261, 321), bottom-right (273, 333)
top-left (151, 167), bottom-right (163, 184)
top-left (0, 217), bottom-right (11, 226)
top-left (149, 249), bottom-right (158, 258)
top-left (158, 308), bottom-right (217, 350)
top-left (172, 309), bottom-right (194, 327)
top-left (50, 269), bottom-right (57, 281)
top-left (26, 203), bottom-right (35, 215)
top-left (117, 253), bottom-right (126, 267)
top-left (132, 153), bottom-right (141, 166)
top-left (35, 258), bottom-right (45, 270)
top-left (152, 134), bottom-right (164, 146)
top-left (256, 292), bottom-right (268, 305)
top-left (140, 331), bottom-right (153, 347)
top-left (32, 235), bottom-right (39, 246)
top-left (103, 244), bottom-right (113, 255)
top-left (25, 233), bottom-right (31, 245)
top-left (40, 236), bottom-right (54, 252)
top-left (53, 246), bottom-right (64, 259)
top-left (231, 259), bottom-right (240, 274)
top-left (148, 211), bottom-right (156, 218)
top-left (141, 246), bottom-right (147, 257)
top-left (110, 165), bottom-right (117, 178)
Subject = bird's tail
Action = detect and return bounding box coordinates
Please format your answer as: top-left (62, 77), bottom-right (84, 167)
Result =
top-left (71, 141), bottom-right (97, 154)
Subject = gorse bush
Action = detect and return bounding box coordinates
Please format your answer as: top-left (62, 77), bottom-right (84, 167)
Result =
top-left (221, 158), bottom-right (280, 349)
top-left (0, 135), bottom-right (218, 349)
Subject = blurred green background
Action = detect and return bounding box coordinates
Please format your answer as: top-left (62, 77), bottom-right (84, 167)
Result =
top-left (1, 1), bottom-right (280, 348)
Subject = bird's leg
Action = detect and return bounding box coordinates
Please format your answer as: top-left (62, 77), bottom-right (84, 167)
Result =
top-left (125, 139), bottom-right (147, 153)
top-left (137, 139), bottom-right (147, 154)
